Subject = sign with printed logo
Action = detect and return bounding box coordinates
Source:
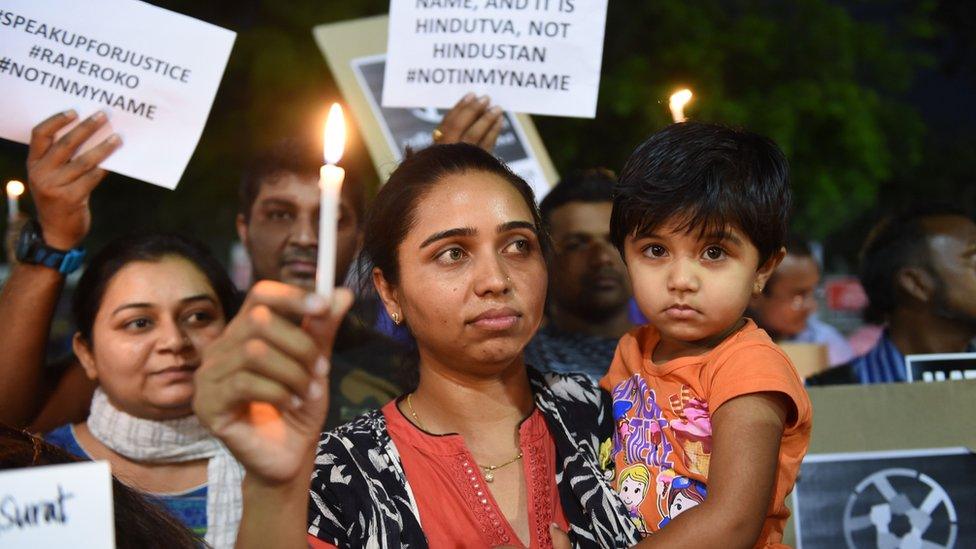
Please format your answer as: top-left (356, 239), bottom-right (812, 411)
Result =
top-left (350, 54), bottom-right (550, 199)
top-left (792, 448), bottom-right (975, 548)
top-left (313, 15), bottom-right (558, 197)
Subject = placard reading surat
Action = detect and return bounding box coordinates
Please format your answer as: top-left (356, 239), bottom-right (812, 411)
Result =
top-left (0, 461), bottom-right (114, 548)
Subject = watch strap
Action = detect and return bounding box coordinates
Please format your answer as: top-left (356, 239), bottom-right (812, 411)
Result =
top-left (31, 245), bottom-right (86, 274)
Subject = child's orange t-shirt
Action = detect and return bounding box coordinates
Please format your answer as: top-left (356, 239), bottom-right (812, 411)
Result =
top-left (599, 319), bottom-right (812, 547)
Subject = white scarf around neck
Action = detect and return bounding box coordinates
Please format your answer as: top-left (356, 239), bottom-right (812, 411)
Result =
top-left (87, 387), bottom-right (243, 548)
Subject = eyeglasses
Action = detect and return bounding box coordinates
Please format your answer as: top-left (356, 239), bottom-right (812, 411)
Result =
top-left (769, 288), bottom-right (824, 310)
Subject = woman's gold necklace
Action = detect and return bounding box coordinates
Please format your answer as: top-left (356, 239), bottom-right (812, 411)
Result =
top-left (406, 392), bottom-right (522, 483)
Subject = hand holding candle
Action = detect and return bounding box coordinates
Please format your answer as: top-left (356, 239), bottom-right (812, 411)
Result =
top-left (6, 180), bottom-right (25, 222)
top-left (316, 104), bottom-right (346, 297)
top-left (669, 89), bottom-right (693, 123)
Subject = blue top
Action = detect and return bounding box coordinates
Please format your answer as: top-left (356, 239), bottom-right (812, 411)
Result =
top-left (523, 324), bottom-right (619, 383)
top-left (850, 331), bottom-right (907, 383)
top-left (45, 424), bottom-right (208, 537)
top-left (851, 331), bottom-right (976, 384)
top-left (789, 316), bottom-right (856, 366)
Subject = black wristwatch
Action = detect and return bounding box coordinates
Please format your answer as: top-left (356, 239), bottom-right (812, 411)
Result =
top-left (15, 219), bottom-right (86, 275)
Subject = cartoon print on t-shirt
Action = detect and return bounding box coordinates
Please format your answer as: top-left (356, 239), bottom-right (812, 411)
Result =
top-left (599, 437), bottom-right (615, 482)
top-left (609, 377), bottom-right (718, 534)
top-left (612, 397), bottom-right (632, 457)
top-left (656, 470), bottom-right (708, 528)
top-left (611, 375), bottom-right (674, 469)
top-left (668, 386), bottom-right (713, 476)
top-left (617, 464), bottom-right (652, 534)
top-left (604, 323), bottom-right (810, 540)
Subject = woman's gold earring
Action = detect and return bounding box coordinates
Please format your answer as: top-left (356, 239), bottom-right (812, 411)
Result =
top-left (391, 312), bottom-right (401, 325)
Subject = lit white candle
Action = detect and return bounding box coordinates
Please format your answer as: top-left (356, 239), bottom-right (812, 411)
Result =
top-left (316, 103), bottom-right (346, 297)
top-left (6, 180), bottom-right (25, 221)
top-left (669, 89), bottom-right (693, 123)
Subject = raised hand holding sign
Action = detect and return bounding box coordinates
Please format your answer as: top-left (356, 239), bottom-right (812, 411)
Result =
top-left (0, 0), bottom-right (235, 189)
top-left (26, 110), bottom-right (120, 250)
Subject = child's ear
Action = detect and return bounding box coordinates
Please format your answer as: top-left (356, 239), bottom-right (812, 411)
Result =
top-left (754, 247), bottom-right (787, 294)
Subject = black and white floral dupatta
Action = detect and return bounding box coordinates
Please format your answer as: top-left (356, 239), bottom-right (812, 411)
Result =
top-left (306, 370), bottom-right (640, 548)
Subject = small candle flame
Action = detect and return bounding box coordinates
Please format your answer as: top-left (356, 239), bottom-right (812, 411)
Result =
top-left (6, 180), bottom-right (25, 198)
top-left (669, 89), bottom-right (693, 123)
top-left (669, 89), bottom-right (693, 111)
top-left (323, 103), bottom-right (346, 165)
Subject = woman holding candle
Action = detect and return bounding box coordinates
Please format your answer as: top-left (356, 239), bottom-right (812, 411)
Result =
top-left (193, 143), bottom-right (639, 548)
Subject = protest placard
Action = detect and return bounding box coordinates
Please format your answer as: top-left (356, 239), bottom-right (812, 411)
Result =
top-left (382, 0), bottom-right (608, 118)
top-left (313, 15), bottom-right (559, 199)
top-left (0, 461), bottom-right (114, 548)
top-left (0, 0), bottom-right (235, 189)
top-left (780, 380), bottom-right (976, 545)
top-left (351, 54), bottom-right (551, 198)
top-left (792, 448), bottom-right (975, 548)
top-left (905, 352), bottom-right (976, 383)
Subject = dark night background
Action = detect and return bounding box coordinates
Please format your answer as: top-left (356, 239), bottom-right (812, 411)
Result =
top-left (1, 0), bottom-right (973, 274)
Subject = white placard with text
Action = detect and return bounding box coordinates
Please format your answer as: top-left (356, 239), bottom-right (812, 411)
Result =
top-left (383, 0), bottom-right (608, 118)
top-left (0, 461), bottom-right (114, 548)
top-left (0, 0), bottom-right (236, 189)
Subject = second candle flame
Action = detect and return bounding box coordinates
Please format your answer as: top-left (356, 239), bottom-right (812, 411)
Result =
top-left (669, 89), bottom-right (693, 123)
top-left (323, 103), bottom-right (346, 165)
top-left (6, 180), bottom-right (25, 198)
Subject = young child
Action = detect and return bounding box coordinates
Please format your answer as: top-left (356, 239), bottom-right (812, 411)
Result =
top-left (600, 122), bottom-right (812, 548)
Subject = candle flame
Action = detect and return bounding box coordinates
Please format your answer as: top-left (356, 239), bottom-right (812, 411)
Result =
top-left (669, 89), bottom-right (693, 110)
top-left (323, 103), bottom-right (346, 165)
top-left (6, 180), bottom-right (25, 198)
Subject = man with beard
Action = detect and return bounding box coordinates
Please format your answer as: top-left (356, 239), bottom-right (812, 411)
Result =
top-left (847, 206), bottom-right (976, 383)
top-left (524, 169), bottom-right (633, 381)
top-left (236, 140), bottom-right (364, 292)
top-left (235, 138), bottom-right (408, 427)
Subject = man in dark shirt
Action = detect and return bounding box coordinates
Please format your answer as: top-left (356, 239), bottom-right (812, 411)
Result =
top-left (524, 169), bottom-right (633, 382)
top-left (808, 205), bottom-right (976, 385)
